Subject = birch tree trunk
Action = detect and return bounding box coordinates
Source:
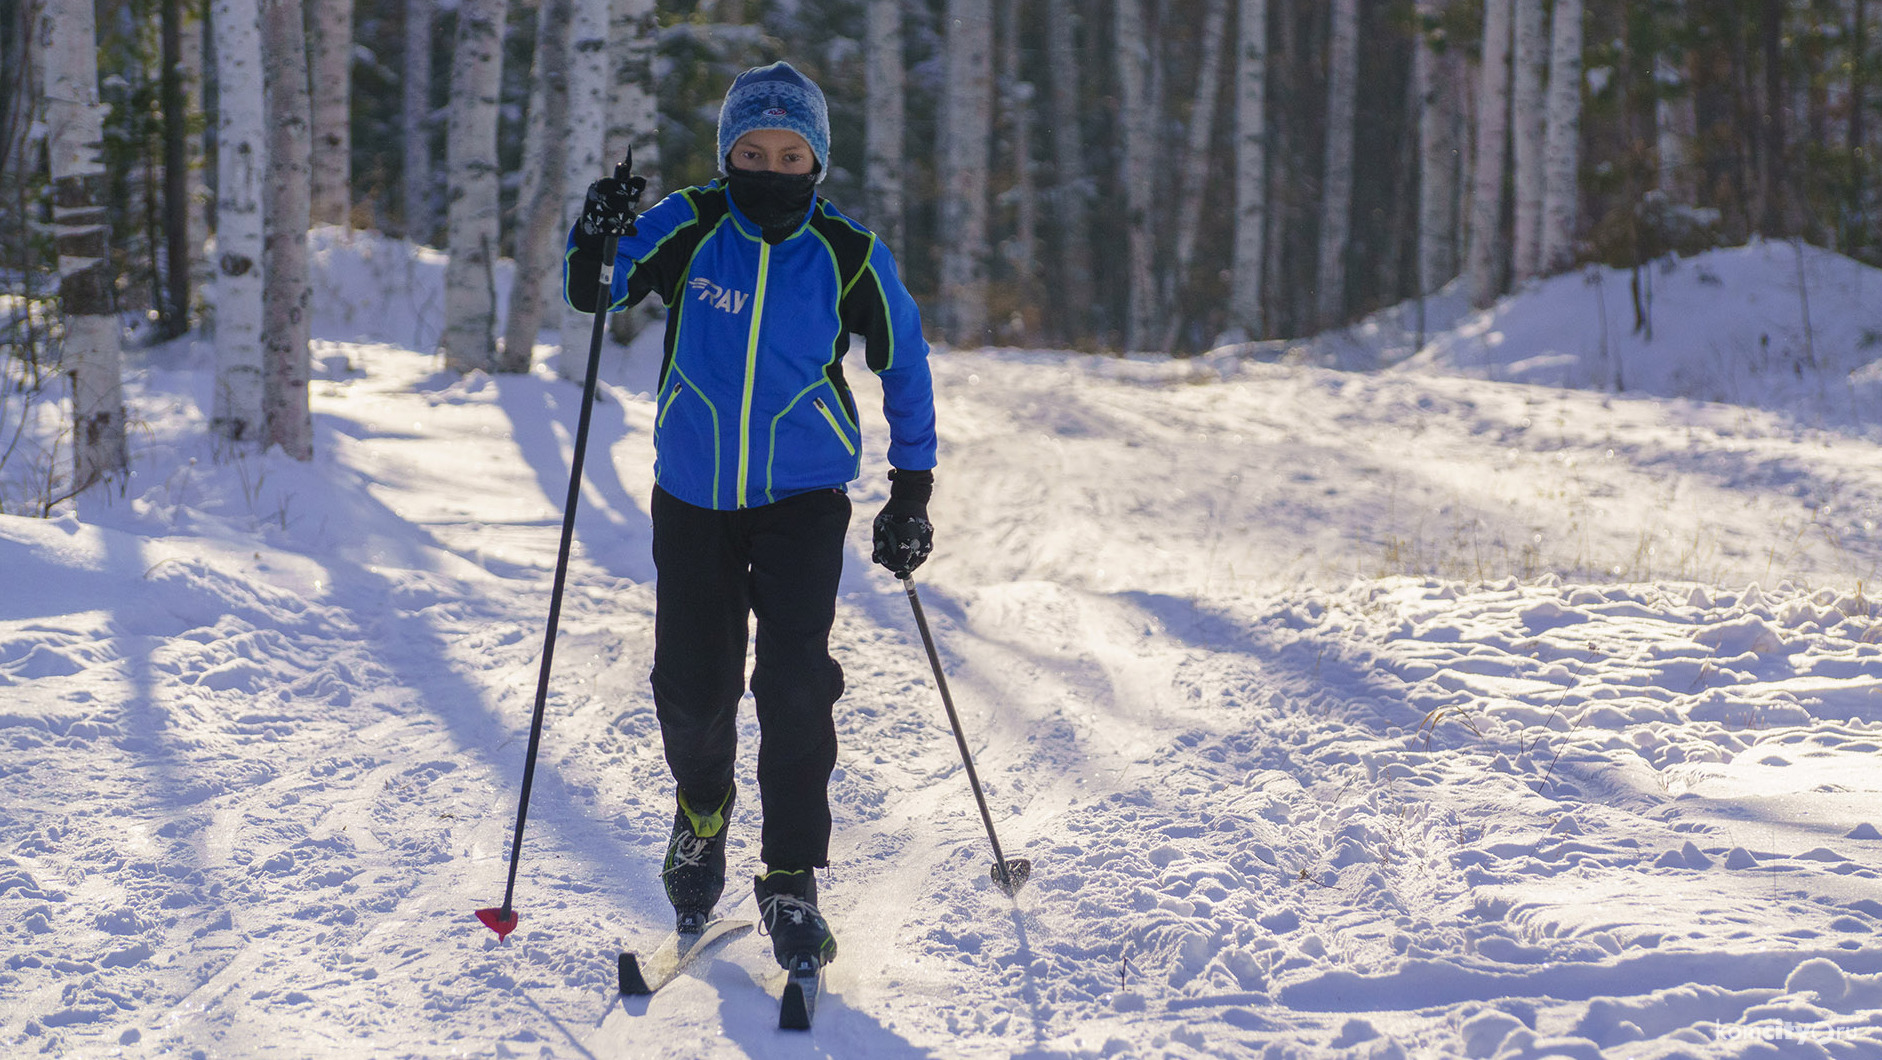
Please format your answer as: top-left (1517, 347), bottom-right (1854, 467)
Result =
top-left (181, 0), bottom-right (214, 321)
top-left (1045, 0), bottom-right (1094, 342)
top-left (441, 0), bottom-right (505, 374)
top-left (1114, 0), bottom-right (1156, 350)
top-left (865, 0), bottom-right (906, 249)
top-left (1539, 0), bottom-right (1583, 273)
top-left (1654, 21), bottom-right (1698, 201)
top-left (1446, 45), bottom-right (1470, 267)
top-left (42, 0), bottom-right (128, 489)
top-left (1852, 0), bottom-right (1869, 251)
top-left (558, 0), bottom-right (609, 377)
top-left (939, 0), bottom-right (992, 347)
top-left (1727, 15), bottom-right (1758, 232)
top-left (501, 0), bottom-right (571, 374)
top-left (1229, 0), bottom-right (1269, 341)
top-left (213, 0), bottom-right (267, 442)
top-left (1269, 0), bottom-right (1304, 336)
top-left (999, 0), bottom-right (1038, 343)
top-left (1162, 0), bottom-right (1228, 352)
top-left (605, 0), bottom-right (657, 183)
top-left (1467, 0), bottom-right (1512, 307)
top-left (605, 0), bottom-right (656, 344)
top-left (1314, 0), bottom-right (1358, 331)
top-left (308, 0), bottom-right (354, 227)
top-left (1656, 82), bottom-right (1701, 203)
top-left (1509, 0), bottom-right (1546, 283)
top-left (1, 1), bottom-right (34, 177)
top-left (160, 0), bottom-right (192, 333)
top-left (261, 0), bottom-right (314, 459)
top-left (1759, 0), bottom-right (1788, 234)
top-left (402, 0), bottom-right (434, 241)
top-left (1415, 0), bottom-right (1461, 296)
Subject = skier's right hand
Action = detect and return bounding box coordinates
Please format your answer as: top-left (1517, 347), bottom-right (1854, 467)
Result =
top-left (578, 176), bottom-right (645, 242)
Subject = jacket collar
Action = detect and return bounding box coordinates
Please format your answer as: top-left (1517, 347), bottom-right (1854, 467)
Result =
top-left (719, 179), bottom-right (816, 242)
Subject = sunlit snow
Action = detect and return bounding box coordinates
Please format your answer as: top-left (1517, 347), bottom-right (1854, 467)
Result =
top-left (3, 231), bottom-right (1881, 1057)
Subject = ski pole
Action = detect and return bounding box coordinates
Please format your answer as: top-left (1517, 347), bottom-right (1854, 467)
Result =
top-left (477, 153), bottom-right (638, 939)
top-left (902, 574), bottom-right (1031, 897)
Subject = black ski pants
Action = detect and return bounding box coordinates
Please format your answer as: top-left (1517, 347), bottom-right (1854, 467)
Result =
top-left (649, 484), bottom-right (849, 871)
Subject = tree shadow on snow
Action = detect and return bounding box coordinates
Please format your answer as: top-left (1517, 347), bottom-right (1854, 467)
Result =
top-left (284, 416), bottom-right (648, 930)
top-left (1117, 589), bottom-right (1411, 723)
top-left (491, 372), bottom-right (655, 584)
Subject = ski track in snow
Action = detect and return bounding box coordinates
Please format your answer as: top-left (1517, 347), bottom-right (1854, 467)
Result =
top-left (3, 236), bottom-right (1882, 1057)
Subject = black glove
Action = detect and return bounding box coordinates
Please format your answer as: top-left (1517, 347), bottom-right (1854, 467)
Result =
top-left (872, 469), bottom-right (934, 578)
top-left (576, 175), bottom-right (646, 246)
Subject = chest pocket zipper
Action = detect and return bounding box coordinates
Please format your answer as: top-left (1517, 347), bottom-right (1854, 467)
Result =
top-left (813, 398), bottom-right (857, 456)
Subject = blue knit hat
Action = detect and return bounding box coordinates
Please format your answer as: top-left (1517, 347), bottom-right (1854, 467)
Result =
top-left (717, 61), bottom-right (831, 184)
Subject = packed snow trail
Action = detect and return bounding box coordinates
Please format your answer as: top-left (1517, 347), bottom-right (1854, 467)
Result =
top-left (3, 239), bottom-right (1882, 1057)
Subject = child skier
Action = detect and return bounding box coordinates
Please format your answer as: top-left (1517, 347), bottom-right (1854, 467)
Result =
top-left (563, 60), bottom-right (937, 973)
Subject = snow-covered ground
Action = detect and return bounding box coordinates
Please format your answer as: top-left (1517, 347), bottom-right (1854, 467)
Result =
top-left (4, 236), bottom-right (1882, 1058)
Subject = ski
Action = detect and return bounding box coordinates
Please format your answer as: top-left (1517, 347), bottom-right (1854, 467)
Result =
top-left (618, 917), bottom-right (753, 995)
top-left (777, 953), bottom-right (824, 1030)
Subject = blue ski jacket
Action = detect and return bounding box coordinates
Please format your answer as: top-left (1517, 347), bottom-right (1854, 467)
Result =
top-left (563, 181), bottom-right (936, 511)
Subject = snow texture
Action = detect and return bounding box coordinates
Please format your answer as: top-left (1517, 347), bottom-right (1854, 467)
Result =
top-left (4, 232), bottom-right (1882, 1057)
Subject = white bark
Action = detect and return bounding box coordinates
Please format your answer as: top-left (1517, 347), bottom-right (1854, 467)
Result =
top-left (402, 0), bottom-right (434, 241)
top-left (181, 0), bottom-right (214, 319)
top-left (213, 0), bottom-right (267, 442)
top-left (442, 0), bottom-right (506, 374)
top-left (1445, 45), bottom-right (1471, 267)
top-left (308, 0), bottom-right (354, 227)
top-left (1000, 0), bottom-right (1038, 342)
top-left (1229, 0), bottom-right (1269, 340)
top-left (939, 0), bottom-right (993, 346)
top-left (1314, 0), bottom-right (1359, 330)
top-left (1, 4), bottom-right (33, 175)
top-left (1654, 1), bottom-right (1697, 202)
top-left (865, 0), bottom-right (906, 248)
top-left (1163, 0), bottom-right (1229, 351)
top-left (260, 0), bottom-right (314, 459)
top-left (1414, 0), bottom-right (1461, 295)
top-left (559, 0), bottom-right (610, 376)
top-left (502, 0), bottom-right (572, 373)
top-left (1654, 54), bottom-right (1696, 200)
top-left (604, 0), bottom-right (656, 345)
top-left (43, 0), bottom-right (127, 488)
top-left (1509, 0), bottom-right (1545, 282)
top-left (1466, 0), bottom-right (1512, 307)
top-left (1114, 0), bottom-right (1156, 350)
top-left (1045, 0), bottom-right (1093, 340)
top-left (1539, 0), bottom-right (1584, 273)
top-left (605, 0), bottom-right (658, 185)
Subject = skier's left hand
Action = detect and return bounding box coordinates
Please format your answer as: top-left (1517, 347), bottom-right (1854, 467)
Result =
top-left (872, 469), bottom-right (934, 578)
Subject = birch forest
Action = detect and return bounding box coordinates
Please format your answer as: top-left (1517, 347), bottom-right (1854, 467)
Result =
top-left (0, 0), bottom-right (1879, 497)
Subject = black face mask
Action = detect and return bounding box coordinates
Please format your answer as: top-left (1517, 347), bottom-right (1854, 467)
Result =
top-left (725, 165), bottom-right (817, 243)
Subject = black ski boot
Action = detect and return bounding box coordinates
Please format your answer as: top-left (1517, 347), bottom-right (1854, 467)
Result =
top-left (754, 868), bottom-right (838, 968)
top-left (662, 785), bottom-right (734, 932)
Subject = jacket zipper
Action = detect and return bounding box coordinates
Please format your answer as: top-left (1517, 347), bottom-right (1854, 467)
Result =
top-left (736, 241), bottom-right (772, 507)
top-left (813, 398), bottom-right (857, 456)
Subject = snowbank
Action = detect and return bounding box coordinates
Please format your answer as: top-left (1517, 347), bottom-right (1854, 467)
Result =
top-left (1400, 242), bottom-right (1882, 432)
